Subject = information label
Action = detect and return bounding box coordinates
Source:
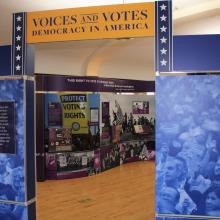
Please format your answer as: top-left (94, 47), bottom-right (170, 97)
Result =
top-left (48, 102), bottom-right (62, 126)
top-left (0, 101), bottom-right (15, 154)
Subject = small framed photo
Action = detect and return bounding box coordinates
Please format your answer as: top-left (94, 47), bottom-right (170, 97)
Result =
top-left (132, 101), bottom-right (149, 114)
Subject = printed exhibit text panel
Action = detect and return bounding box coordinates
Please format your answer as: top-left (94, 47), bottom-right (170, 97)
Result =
top-left (0, 78), bottom-right (36, 220)
top-left (0, 79), bottom-right (25, 202)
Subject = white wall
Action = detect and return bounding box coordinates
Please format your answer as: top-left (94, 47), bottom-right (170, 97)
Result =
top-left (174, 12), bottom-right (220, 35)
top-left (35, 37), bottom-right (155, 80)
top-left (35, 40), bottom-right (107, 75)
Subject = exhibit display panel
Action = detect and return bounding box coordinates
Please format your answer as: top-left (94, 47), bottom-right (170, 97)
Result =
top-left (156, 75), bottom-right (220, 220)
top-left (36, 74), bottom-right (155, 180)
top-left (45, 93), bottom-right (100, 179)
top-left (0, 77), bottom-right (35, 220)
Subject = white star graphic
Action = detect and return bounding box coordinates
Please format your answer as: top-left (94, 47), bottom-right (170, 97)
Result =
top-left (16, 55), bottom-right (21, 61)
top-left (16, 45), bottom-right (21, 51)
top-left (16, 35), bottom-right (21, 41)
top-left (160, 59), bottom-right (167, 66)
top-left (16, 65), bottom-right (21, 71)
top-left (16, 26), bottom-right (22, 31)
top-left (160, 48), bottom-right (167, 55)
top-left (160, 15), bottom-right (167, 22)
top-left (160, 4), bottom-right (167, 11)
top-left (160, 37), bottom-right (167, 44)
top-left (160, 26), bottom-right (167, 32)
top-left (16, 16), bottom-right (22, 22)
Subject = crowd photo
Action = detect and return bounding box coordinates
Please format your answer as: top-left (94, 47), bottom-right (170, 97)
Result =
top-left (0, 80), bottom-right (27, 220)
top-left (156, 75), bottom-right (220, 218)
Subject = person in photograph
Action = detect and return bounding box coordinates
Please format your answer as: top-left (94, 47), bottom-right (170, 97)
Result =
top-left (139, 143), bottom-right (148, 160)
top-left (133, 102), bottom-right (139, 113)
top-left (163, 157), bottom-right (186, 187)
top-left (211, 159), bottom-right (220, 188)
top-left (143, 102), bottom-right (149, 110)
top-left (157, 186), bottom-right (180, 214)
top-left (102, 157), bottom-right (106, 171)
top-left (205, 187), bottom-right (220, 216)
top-left (162, 157), bottom-right (196, 215)
top-left (112, 111), bottom-right (117, 126)
top-left (186, 162), bottom-right (211, 195)
top-left (11, 167), bottom-right (24, 202)
top-left (94, 155), bottom-right (101, 174)
top-left (120, 143), bottom-right (126, 164)
top-left (11, 168), bottom-right (26, 219)
top-left (125, 144), bottom-right (131, 159)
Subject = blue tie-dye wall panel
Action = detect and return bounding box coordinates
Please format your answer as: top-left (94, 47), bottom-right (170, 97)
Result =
top-left (156, 75), bottom-right (220, 220)
top-left (0, 78), bottom-right (35, 220)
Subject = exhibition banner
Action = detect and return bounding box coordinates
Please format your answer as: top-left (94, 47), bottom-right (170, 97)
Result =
top-left (59, 93), bottom-right (89, 134)
top-left (0, 78), bottom-right (36, 220)
top-left (36, 75), bottom-right (155, 93)
top-left (46, 150), bottom-right (95, 179)
top-left (26, 2), bottom-right (154, 43)
top-left (156, 75), bottom-right (220, 219)
top-left (0, 80), bottom-right (25, 203)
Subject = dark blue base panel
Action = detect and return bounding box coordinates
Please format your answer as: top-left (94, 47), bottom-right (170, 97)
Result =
top-left (0, 45), bottom-right (11, 75)
top-left (156, 217), bottom-right (204, 220)
top-left (173, 35), bottom-right (220, 71)
top-left (156, 75), bottom-right (220, 219)
top-left (26, 80), bottom-right (35, 201)
top-left (28, 202), bottom-right (36, 220)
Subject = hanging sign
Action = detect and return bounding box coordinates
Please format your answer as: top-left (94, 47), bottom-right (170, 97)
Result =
top-left (26, 2), bottom-right (155, 43)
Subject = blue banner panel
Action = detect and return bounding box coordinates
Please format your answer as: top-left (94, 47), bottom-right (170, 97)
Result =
top-left (0, 45), bottom-right (11, 76)
top-left (173, 35), bottom-right (220, 72)
top-left (0, 78), bottom-right (36, 220)
top-left (0, 79), bottom-right (25, 202)
top-left (156, 75), bottom-right (220, 219)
